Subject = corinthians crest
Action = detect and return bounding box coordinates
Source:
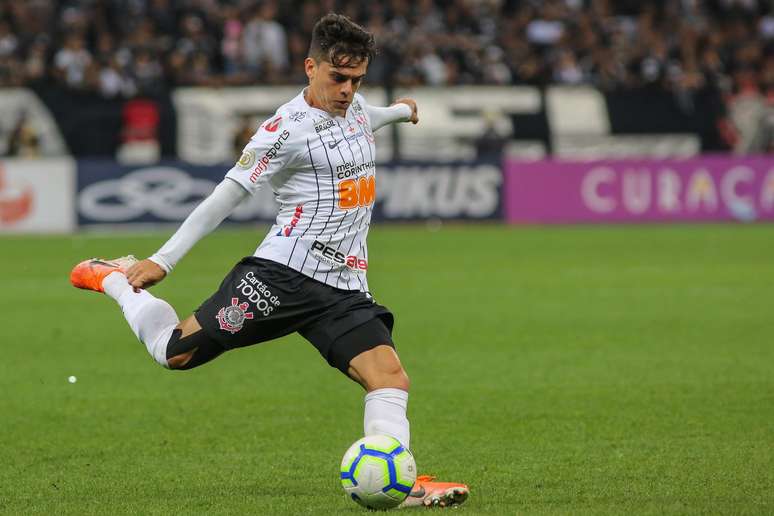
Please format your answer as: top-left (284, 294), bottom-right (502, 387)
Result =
top-left (216, 297), bottom-right (254, 333)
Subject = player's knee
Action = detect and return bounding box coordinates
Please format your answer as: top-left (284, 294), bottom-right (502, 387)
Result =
top-left (167, 350), bottom-right (196, 370)
top-left (368, 363), bottom-right (410, 392)
top-left (391, 367), bottom-right (410, 392)
top-left (165, 328), bottom-right (225, 370)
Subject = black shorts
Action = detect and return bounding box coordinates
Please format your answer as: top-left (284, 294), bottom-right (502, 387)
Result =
top-left (194, 256), bottom-right (394, 373)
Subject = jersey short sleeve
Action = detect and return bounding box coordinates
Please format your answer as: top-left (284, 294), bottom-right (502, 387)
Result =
top-left (225, 114), bottom-right (296, 194)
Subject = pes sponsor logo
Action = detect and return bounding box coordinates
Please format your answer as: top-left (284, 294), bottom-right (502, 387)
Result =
top-left (250, 130), bottom-right (290, 183)
top-left (310, 240), bottom-right (368, 272)
top-left (236, 271), bottom-right (281, 316)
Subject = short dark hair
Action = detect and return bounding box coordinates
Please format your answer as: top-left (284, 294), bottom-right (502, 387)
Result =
top-left (308, 13), bottom-right (376, 67)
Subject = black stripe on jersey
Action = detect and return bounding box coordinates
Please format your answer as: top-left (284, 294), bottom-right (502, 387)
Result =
top-left (347, 119), bottom-right (376, 292)
top-left (334, 118), bottom-right (377, 290)
top-left (321, 124), bottom-right (359, 283)
top-left (305, 130), bottom-right (338, 277)
top-left (322, 205), bottom-right (356, 284)
top-left (353, 240), bottom-right (367, 291)
top-left (332, 118), bottom-right (366, 290)
top-left (287, 137), bottom-right (321, 267)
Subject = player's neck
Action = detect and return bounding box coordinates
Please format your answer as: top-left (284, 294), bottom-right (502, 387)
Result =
top-left (303, 87), bottom-right (321, 110)
top-left (304, 87), bottom-right (336, 117)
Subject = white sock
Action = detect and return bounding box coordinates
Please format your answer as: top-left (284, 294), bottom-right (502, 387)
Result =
top-left (103, 272), bottom-right (178, 368)
top-left (364, 388), bottom-right (410, 450)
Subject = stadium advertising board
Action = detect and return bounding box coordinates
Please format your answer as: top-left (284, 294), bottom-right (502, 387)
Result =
top-left (77, 160), bottom-right (502, 226)
top-left (77, 160), bottom-right (280, 226)
top-left (505, 156), bottom-right (774, 223)
top-left (373, 162), bottom-right (502, 221)
top-left (0, 159), bottom-right (75, 233)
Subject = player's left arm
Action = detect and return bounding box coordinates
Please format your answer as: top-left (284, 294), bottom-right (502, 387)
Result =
top-left (361, 96), bottom-right (418, 131)
top-left (392, 98), bottom-right (418, 124)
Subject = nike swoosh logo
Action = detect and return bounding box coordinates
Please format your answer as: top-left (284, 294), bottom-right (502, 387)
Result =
top-left (328, 139), bottom-right (342, 149)
top-left (408, 486), bottom-right (426, 498)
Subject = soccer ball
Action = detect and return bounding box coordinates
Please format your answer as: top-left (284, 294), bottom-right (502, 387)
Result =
top-left (340, 435), bottom-right (416, 510)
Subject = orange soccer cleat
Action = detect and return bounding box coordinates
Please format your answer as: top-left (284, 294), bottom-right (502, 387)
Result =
top-left (399, 475), bottom-right (469, 508)
top-left (70, 256), bottom-right (138, 293)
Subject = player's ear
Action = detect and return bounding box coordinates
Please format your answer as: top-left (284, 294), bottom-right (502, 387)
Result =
top-left (304, 57), bottom-right (317, 82)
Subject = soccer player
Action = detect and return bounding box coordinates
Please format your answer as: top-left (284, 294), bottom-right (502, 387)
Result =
top-left (70, 13), bottom-right (468, 508)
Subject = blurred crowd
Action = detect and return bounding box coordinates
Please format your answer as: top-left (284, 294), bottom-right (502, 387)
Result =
top-left (0, 0), bottom-right (772, 99)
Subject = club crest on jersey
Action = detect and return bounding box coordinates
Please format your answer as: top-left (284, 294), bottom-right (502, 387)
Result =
top-left (216, 297), bottom-right (254, 333)
top-left (355, 115), bottom-right (374, 142)
top-left (264, 116), bottom-right (282, 132)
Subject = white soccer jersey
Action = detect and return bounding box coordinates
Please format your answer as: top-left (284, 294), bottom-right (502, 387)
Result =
top-left (225, 90), bottom-right (407, 292)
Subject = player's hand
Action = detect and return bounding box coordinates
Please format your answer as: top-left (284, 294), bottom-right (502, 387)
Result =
top-left (394, 98), bottom-right (418, 124)
top-left (126, 259), bottom-right (167, 289)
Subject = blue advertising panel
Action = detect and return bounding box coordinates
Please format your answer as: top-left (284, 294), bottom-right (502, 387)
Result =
top-left (76, 159), bottom-right (502, 226)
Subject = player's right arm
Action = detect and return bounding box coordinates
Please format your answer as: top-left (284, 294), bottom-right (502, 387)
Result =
top-left (126, 114), bottom-right (296, 289)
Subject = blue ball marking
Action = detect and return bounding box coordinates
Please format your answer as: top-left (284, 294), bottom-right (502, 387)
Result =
top-left (344, 442), bottom-right (413, 495)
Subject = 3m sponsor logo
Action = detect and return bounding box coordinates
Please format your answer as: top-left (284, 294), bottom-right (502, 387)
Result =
top-left (0, 164), bottom-right (33, 225)
top-left (315, 119), bottom-right (335, 133)
top-left (263, 116), bottom-right (282, 132)
top-left (250, 130), bottom-right (290, 183)
top-left (339, 175), bottom-right (375, 210)
top-left (216, 298), bottom-right (254, 333)
top-left (236, 271), bottom-right (281, 316)
top-left (336, 160), bottom-right (375, 179)
top-left (310, 240), bottom-right (368, 272)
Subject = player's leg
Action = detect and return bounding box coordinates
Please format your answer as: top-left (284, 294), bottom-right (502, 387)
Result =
top-left (347, 340), bottom-right (411, 450)
top-left (102, 270), bottom-right (226, 369)
top-left (164, 315), bottom-right (226, 370)
top-left (70, 257), bottom-right (225, 369)
top-left (330, 319), bottom-right (469, 508)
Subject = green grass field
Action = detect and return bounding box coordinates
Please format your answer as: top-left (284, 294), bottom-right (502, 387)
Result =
top-left (1, 224), bottom-right (773, 515)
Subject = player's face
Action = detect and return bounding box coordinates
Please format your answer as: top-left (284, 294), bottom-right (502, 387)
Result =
top-left (305, 56), bottom-right (367, 117)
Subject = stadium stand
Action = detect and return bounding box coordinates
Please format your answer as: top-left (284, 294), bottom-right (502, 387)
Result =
top-left (0, 0), bottom-right (771, 93)
top-left (1, 0), bottom-right (773, 156)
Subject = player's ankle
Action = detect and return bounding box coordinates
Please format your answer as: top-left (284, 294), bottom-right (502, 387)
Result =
top-left (102, 271), bottom-right (131, 299)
